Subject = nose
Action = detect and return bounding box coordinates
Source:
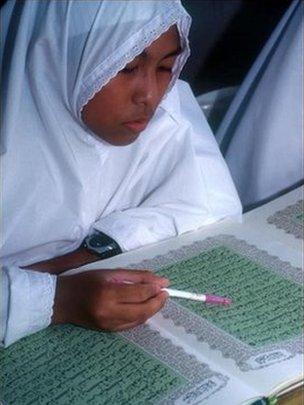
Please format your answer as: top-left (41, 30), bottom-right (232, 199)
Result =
top-left (132, 71), bottom-right (159, 111)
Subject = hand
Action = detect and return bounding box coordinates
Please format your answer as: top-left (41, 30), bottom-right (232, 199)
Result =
top-left (52, 268), bottom-right (169, 331)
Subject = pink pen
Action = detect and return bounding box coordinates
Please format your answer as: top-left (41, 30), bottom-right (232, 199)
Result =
top-left (162, 288), bottom-right (232, 306)
top-left (110, 278), bottom-right (232, 306)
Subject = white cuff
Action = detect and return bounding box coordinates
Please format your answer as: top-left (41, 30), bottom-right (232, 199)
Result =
top-left (4, 266), bottom-right (57, 347)
top-left (93, 209), bottom-right (176, 252)
top-left (93, 214), bottom-right (147, 252)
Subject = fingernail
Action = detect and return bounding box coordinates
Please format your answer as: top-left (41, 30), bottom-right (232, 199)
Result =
top-left (154, 284), bottom-right (162, 293)
top-left (160, 277), bottom-right (170, 287)
top-left (108, 277), bottom-right (121, 284)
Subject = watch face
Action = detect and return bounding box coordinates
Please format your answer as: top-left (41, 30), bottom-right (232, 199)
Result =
top-left (90, 234), bottom-right (107, 248)
top-left (85, 232), bottom-right (122, 258)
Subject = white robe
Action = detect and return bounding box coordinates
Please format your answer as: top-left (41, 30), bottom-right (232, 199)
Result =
top-left (1, 0), bottom-right (241, 346)
top-left (216, 0), bottom-right (303, 210)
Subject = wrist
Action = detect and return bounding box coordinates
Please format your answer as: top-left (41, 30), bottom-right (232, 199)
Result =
top-left (51, 276), bottom-right (71, 325)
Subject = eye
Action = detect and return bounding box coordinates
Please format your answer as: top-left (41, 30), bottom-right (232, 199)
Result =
top-left (158, 66), bottom-right (173, 74)
top-left (120, 65), bottom-right (138, 74)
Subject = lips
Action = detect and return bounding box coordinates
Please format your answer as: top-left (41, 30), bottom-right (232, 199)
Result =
top-left (123, 118), bottom-right (150, 133)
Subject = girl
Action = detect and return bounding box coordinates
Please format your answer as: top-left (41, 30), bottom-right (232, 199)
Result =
top-left (1, 0), bottom-right (241, 346)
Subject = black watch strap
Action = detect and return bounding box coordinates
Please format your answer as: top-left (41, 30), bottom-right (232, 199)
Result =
top-left (82, 231), bottom-right (122, 260)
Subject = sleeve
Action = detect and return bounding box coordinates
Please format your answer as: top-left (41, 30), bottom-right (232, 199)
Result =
top-left (1, 266), bottom-right (57, 347)
top-left (92, 81), bottom-right (242, 252)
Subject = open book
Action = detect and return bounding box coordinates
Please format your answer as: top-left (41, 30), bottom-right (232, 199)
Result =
top-left (1, 195), bottom-right (303, 404)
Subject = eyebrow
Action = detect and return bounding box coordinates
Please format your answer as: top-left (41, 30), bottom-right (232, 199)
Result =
top-left (139, 46), bottom-right (182, 61)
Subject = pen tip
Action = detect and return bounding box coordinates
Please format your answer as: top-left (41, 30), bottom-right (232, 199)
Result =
top-left (205, 295), bottom-right (232, 306)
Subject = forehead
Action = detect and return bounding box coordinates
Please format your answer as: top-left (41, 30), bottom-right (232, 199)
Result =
top-left (137, 25), bottom-right (181, 61)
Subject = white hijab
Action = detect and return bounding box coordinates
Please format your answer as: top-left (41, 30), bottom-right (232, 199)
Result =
top-left (1, 0), bottom-right (241, 266)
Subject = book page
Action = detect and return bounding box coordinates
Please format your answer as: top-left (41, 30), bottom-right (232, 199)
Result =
top-left (0, 317), bottom-right (256, 404)
top-left (73, 187), bottom-right (303, 401)
top-left (267, 199), bottom-right (303, 240)
top-left (129, 233), bottom-right (302, 395)
top-left (3, 189), bottom-right (300, 404)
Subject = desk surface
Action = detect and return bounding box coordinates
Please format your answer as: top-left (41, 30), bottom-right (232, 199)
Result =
top-left (279, 387), bottom-right (304, 405)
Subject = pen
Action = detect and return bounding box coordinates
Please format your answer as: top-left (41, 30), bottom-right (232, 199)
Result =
top-left (111, 279), bottom-right (231, 306)
top-left (162, 288), bottom-right (232, 306)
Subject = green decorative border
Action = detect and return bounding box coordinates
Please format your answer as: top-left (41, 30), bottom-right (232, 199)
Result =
top-left (129, 235), bottom-right (303, 372)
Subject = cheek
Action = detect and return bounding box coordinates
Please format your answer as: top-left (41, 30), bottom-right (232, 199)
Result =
top-left (158, 74), bottom-right (173, 100)
top-left (100, 86), bottom-right (131, 122)
top-left (82, 88), bottom-right (125, 131)
top-left (98, 98), bottom-right (118, 123)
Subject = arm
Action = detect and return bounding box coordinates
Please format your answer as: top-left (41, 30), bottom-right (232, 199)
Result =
top-left (1, 265), bottom-right (169, 347)
top-left (25, 230), bottom-right (122, 275)
top-left (24, 245), bottom-right (101, 274)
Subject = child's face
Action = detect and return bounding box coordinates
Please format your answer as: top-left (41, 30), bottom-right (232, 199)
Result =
top-left (81, 25), bottom-right (180, 146)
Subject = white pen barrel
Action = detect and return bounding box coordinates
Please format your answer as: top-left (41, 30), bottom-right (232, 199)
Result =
top-left (162, 288), bottom-right (207, 302)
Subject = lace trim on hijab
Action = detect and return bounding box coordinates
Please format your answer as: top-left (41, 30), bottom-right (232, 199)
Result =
top-left (77, 3), bottom-right (191, 118)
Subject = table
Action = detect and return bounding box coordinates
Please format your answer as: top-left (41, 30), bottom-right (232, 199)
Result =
top-left (279, 388), bottom-right (304, 405)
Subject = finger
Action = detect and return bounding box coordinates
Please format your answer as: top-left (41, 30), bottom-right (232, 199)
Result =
top-left (105, 268), bottom-right (170, 287)
top-left (117, 291), bottom-right (169, 323)
top-left (114, 283), bottom-right (162, 304)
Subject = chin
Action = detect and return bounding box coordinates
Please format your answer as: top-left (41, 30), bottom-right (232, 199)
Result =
top-left (112, 138), bottom-right (139, 146)
top-left (103, 128), bottom-right (142, 146)
top-left (103, 133), bottom-right (140, 146)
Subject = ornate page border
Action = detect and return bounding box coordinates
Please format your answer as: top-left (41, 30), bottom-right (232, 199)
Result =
top-left (128, 235), bottom-right (303, 372)
top-left (267, 200), bottom-right (303, 239)
top-left (121, 325), bottom-right (228, 404)
top-left (1, 324), bottom-right (228, 405)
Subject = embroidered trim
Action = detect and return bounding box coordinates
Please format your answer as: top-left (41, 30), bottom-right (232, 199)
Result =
top-left (77, 4), bottom-right (190, 117)
top-left (43, 273), bottom-right (57, 328)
